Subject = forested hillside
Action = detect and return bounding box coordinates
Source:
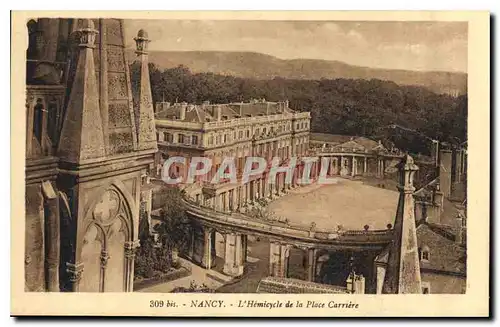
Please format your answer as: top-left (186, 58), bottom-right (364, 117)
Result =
top-left (131, 62), bottom-right (467, 155)
top-left (127, 50), bottom-right (467, 96)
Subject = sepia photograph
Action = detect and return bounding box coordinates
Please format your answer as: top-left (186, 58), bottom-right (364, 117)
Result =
top-left (11, 11), bottom-right (489, 317)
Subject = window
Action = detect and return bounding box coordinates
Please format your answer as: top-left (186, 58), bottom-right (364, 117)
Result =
top-left (246, 130), bottom-right (250, 138)
top-left (216, 135), bottom-right (221, 145)
top-left (422, 250), bottom-right (430, 261)
top-left (419, 246), bottom-right (430, 262)
top-left (192, 135), bottom-right (198, 145)
top-left (263, 127), bottom-right (267, 135)
top-left (239, 130), bottom-right (243, 139)
top-left (178, 134), bottom-right (185, 144)
top-left (208, 136), bottom-right (214, 145)
top-left (233, 131), bottom-right (236, 140)
top-left (166, 133), bottom-right (173, 143)
top-left (223, 134), bottom-right (228, 143)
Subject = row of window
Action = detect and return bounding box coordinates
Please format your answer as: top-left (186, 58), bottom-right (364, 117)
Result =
top-left (205, 119), bottom-right (309, 147)
top-left (157, 132), bottom-right (199, 146)
top-left (295, 120), bottom-right (309, 131)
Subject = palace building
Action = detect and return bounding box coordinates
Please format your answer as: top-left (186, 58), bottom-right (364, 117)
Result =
top-left (153, 98), bottom-right (312, 211)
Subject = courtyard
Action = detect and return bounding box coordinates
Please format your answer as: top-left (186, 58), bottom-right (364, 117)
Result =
top-left (267, 178), bottom-right (399, 231)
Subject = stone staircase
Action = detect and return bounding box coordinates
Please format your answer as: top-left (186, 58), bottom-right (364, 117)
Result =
top-left (206, 269), bottom-right (233, 284)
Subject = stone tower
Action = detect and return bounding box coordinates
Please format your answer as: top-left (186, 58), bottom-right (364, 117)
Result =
top-left (382, 154), bottom-right (422, 294)
top-left (25, 18), bottom-right (157, 292)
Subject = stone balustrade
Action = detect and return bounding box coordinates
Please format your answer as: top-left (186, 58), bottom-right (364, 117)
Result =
top-left (183, 198), bottom-right (393, 247)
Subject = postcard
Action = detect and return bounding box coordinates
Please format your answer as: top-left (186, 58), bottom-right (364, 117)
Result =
top-left (11, 10), bottom-right (490, 317)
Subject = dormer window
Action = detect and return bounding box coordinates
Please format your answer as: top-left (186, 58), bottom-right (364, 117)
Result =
top-left (419, 245), bottom-right (430, 262)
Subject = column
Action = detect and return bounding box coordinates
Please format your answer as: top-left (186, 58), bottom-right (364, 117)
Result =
top-left (229, 190), bottom-right (234, 211)
top-left (43, 189), bottom-right (60, 292)
top-left (224, 192), bottom-right (230, 211)
top-left (364, 157), bottom-right (368, 175)
top-left (306, 248), bottom-right (317, 282)
top-left (340, 155), bottom-right (345, 176)
top-left (189, 230), bottom-right (195, 259)
top-left (100, 249), bottom-right (109, 292)
top-left (123, 240), bottom-right (140, 292)
top-left (223, 233), bottom-right (244, 276)
top-left (201, 228), bottom-right (213, 269)
top-left (237, 186), bottom-right (242, 209)
top-left (269, 242), bottom-right (289, 278)
top-left (352, 157), bottom-right (357, 177)
top-left (66, 262), bottom-right (84, 292)
top-left (263, 174), bottom-right (269, 199)
top-left (241, 235), bottom-right (248, 263)
top-left (26, 99), bottom-right (34, 157)
top-left (249, 181), bottom-right (254, 202)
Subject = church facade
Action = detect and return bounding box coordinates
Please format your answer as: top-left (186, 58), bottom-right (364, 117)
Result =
top-left (24, 18), bottom-right (156, 292)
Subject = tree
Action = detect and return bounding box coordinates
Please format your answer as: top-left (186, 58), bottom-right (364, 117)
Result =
top-left (153, 187), bottom-right (192, 255)
top-left (130, 63), bottom-right (467, 154)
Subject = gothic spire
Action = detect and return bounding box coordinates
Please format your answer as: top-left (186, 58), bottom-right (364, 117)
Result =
top-left (57, 19), bottom-right (106, 163)
top-left (382, 154), bottom-right (422, 294)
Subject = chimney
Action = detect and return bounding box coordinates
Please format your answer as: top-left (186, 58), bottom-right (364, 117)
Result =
top-left (353, 274), bottom-right (366, 294)
top-left (454, 148), bottom-right (464, 183)
top-left (431, 140), bottom-right (440, 167)
top-left (439, 149), bottom-right (452, 198)
top-left (432, 183), bottom-right (444, 212)
top-left (179, 104), bottom-right (186, 120)
top-left (455, 213), bottom-right (466, 245)
top-left (216, 106), bottom-right (222, 121)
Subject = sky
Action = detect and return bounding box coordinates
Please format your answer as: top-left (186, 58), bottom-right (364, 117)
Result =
top-left (125, 20), bottom-right (467, 73)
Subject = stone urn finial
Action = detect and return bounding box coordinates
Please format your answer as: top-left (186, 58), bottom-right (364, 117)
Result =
top-left (134, 28), bottom-right (150, 54)
top-left (77, 19), bottom-right (98, 48)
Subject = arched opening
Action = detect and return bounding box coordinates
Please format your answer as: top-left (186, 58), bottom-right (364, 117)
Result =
top-left (317, 251), bottom-right (353, 287)
top-left (286, 246), bottom-right (307, 280)
top-left (79, 187), bottom-right (133, 292)
top-left (79, 224), bottom-right (103, 292)
top-left (211, 231), bottom-right (226, 271)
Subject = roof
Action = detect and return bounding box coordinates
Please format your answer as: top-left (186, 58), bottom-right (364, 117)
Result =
top-left (310, 133), bottom-right (355, 145)
top-left (257, 277), bottom-right (349, 294)
top-left (416, 222), bottom-right (466, 275)
top-left (310, 133), bottom-right (388, 154)
top-left (155, 100), bottom-right (291, 123)
top-left (375, 222), bottom-right (466, 276)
